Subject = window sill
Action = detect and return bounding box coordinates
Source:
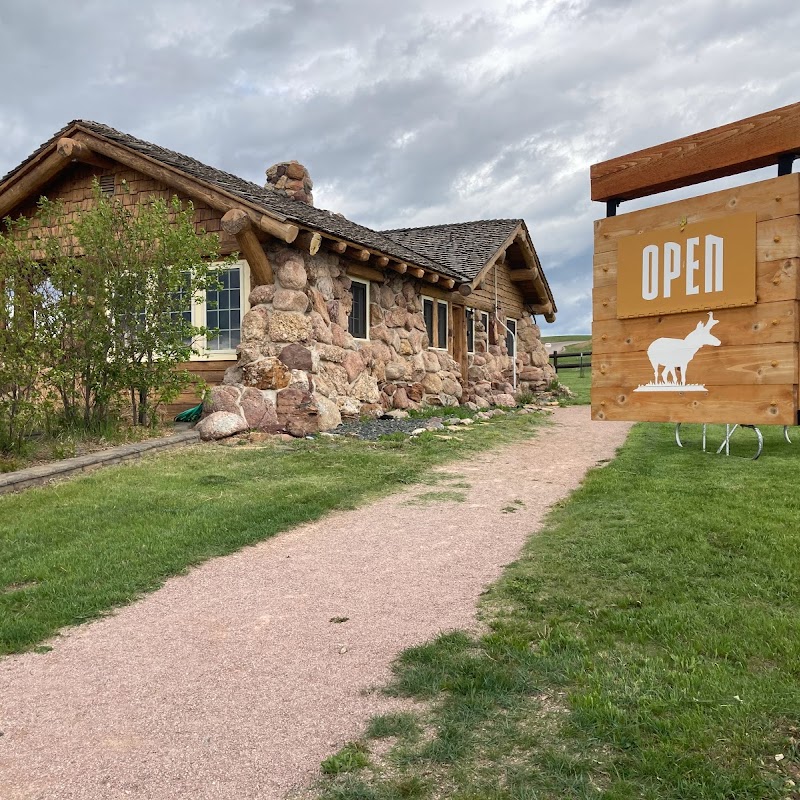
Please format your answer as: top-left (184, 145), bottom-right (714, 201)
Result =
top-left (190, 351), bottom-right (238, 361)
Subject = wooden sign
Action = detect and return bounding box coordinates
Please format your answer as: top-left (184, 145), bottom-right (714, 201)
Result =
top-left (591, 126), bottom-right (800, 427)
top-left (616, 212), bottom-right (756, 318)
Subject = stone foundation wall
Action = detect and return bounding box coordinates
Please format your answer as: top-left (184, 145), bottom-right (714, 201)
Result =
top-left (201, 243), bottom-right (555, 438)
top-left (465, 315), bottom-right (554, 407)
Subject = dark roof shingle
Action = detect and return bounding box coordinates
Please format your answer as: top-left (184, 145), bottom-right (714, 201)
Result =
top-left (1, 121), bottom-right (551, 310)
top-left (75, 122), bottom-right (464, 280)
top-left (381, 219), bottom-right (522, 282)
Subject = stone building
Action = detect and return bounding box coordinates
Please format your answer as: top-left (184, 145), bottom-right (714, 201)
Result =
top-left (0, 121), bottom-right (558, 435)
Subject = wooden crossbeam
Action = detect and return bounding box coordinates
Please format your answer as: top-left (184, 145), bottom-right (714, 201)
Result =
top-left (591, 101), bottom-right (800, 203)
top-left (346, 246), bottom-right (370, 262)
top-left (407, 266), bottom-right (425, 279)
top-left (295, 230), bottom-right (322, 255)
top-left (221, 208), bottom-right (273, 285)
top-left (328, 240), bottom-right (348, 254)
top-left (56, 138), bottom-right (114, 169)
top-left (389, 261), bottom-right (407, 274)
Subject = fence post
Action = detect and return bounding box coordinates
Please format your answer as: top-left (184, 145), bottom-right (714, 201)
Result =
top-left (552, 352), bottom-right (558, 373)
top-left (579, 352), bottom-right (584, 377)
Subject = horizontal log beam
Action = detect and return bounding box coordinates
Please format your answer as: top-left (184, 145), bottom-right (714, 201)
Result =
top-left (389, 261), bottom-right (407, 274)
top-left (346, 263), bottom-right (385, 283)
top-left (295, 230), bottom-right (322, 255)
top-left (457, 283), bottom-right (472, 296)
top-left (75, 131), bottom-right (299, 243)
top-left (56, 137), bottom-right (114, 170)
top-left (375, 255), bottom-right (389, 268)
top-left (508, 269), bottom-right (535, 283)
top-left (439, 278), bottom-right (456, 289)
top-left (423, 272), bottom-right (439, 284)
top-left (591, 101), bottom-right (800, 202)
top-left (346, 246), bottom-right (370, 262)
top-left (220, 208), bottom-right (251, 236)
top-left (407, 266), bottom-right (425, 279)
top-left (328, 240), bottom-right (347, 254)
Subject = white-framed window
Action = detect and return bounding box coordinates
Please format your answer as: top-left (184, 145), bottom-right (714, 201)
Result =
top-left (505, 317), bottom-right (517, 358)
top-left (183, 259), bottom-right (250, 360)
top-left (347, 277), bottom-right (370, 340)
top-left (422, 296), bottom-right (449, 350)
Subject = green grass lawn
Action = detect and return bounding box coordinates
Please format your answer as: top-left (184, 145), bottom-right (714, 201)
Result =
top-left (316, 423), bottom-right (800, 800)
top-left (0, 412), bottom-right (546, 655)
top-left (561, 339), bottom-right (593, 355)
top-left (551, 367), bottom-right (591, 406)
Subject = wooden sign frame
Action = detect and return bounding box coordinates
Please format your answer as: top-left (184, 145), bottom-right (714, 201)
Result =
top-left (590, 103), bottom-right (800, 426)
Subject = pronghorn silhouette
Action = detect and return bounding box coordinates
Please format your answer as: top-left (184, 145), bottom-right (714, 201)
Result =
top-left (647, 312), bottom-right (721, 386)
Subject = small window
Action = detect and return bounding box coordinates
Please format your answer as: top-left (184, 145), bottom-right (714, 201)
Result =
top-left (348, 278), bottom-right (369, 339)
top-left (466, 309), bottom-right (475, 354)
top-left (505, 318), bottom-right (517, 358)
top-left (206, 266), bottom-right (242, 351)
top-left (484, 312), bottom-right (497, 345)
top-left (422, 296), bottom-right (448, 349)
top-left (436, 301), bottom-right (448, 350)
top-left (422, 297), bottom-right (434, 347)
top-left (170, 273), bottom-right (194, 345)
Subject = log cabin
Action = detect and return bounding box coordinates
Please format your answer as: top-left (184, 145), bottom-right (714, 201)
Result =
top-left (0, 121), bottom-right (558, 433)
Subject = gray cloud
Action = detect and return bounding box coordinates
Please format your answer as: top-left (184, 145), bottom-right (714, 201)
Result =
top-left (1, 0), bottom-right (799, 333)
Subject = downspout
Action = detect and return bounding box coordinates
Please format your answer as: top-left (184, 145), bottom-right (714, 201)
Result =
top-left (493, 265), bottom-right (517, 390)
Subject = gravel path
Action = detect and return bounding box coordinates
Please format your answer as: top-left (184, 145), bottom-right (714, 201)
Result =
top-left (0, 407), bottom-right (631, 800)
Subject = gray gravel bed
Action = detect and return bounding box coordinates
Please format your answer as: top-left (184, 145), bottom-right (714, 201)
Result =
top-left (332, 417), bottom-right (434, 440)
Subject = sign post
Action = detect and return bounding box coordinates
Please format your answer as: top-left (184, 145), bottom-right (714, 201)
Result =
top-left (590, 102), bottom-right (800, 427)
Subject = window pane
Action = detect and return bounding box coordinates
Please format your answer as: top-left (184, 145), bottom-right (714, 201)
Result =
top-left (437, 302), bottom-right (448, 349)
top-left (207, 266), bottom-right (241, 351)
top-left (466, 309), bottom-right (474, 353)
top-left (348, 280), bottom-right (368, 339)
top-left (423, 298), bottom-right (434, 346)
top-left (505, 319), bottom-right (517, 357)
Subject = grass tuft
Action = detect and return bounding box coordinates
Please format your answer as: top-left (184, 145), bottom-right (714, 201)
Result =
top-left (365, 713), bottom-right (421, 740)
top-left (321, 742), bottom-right (371, 775)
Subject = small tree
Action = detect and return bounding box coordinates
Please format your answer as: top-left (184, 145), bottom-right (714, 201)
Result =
top-left (0, 183), bottom-right (230, 453)
top-left (0, 213), bottom-right (53, 452)
top-left (69, 185), bottom-right (226, 425)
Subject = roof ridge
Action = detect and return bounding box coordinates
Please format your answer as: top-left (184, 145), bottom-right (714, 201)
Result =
top-left (382, 218), bottom-right (521, 234)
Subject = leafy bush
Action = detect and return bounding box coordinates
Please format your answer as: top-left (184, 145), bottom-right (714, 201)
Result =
top-left (0, 183), bottom-right (228, 453)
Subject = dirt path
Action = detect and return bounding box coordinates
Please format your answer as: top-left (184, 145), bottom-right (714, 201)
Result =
top-left (0, 408), bottom-right (631, 800)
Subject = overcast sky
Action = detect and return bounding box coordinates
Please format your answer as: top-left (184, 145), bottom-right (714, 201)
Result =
top-left (1, 0), bottom-right (799, 333)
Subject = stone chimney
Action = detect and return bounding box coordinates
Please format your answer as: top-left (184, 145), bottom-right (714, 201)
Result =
top-left (264, 160), bottom-right (314, 205)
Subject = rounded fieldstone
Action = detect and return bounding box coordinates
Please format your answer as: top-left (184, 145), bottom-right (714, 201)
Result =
top-left (277, 259), bottom-right (308, 290)
top-left (196, 411), bottom-right (248, 441)
top-left (273, 288), bottom-right (310, 313)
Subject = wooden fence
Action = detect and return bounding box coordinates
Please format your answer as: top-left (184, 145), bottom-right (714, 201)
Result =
top-left (550, 350), bottom-right (592, 376)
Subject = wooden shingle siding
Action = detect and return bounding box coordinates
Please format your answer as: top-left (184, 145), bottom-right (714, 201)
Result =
top-left (470, 260), bottom-right (527, 320)
top-left (15, 163), bottom-right (238, 255)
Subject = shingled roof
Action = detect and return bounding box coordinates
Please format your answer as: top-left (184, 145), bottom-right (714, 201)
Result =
top-left (0, 121), bottom-right (554, 316)
top-left (0, 120), bottom-right (463, 281)
top-left (381, 219), bottom-right (523, 282)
